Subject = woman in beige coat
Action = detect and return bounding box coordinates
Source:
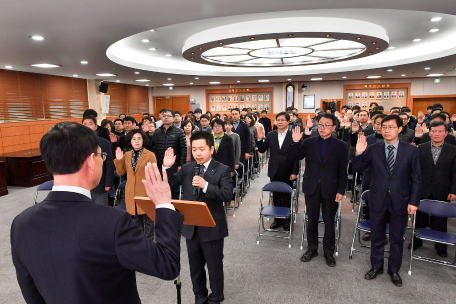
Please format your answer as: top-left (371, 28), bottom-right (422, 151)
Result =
top-left (114, 129), bottom-right (157, 239)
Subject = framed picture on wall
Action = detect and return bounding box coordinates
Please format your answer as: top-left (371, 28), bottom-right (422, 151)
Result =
top-left (362, 101), bottom-right (368, 108)
top-left (383, 91), bottom-right (390, 99)
top-left (376, 92), bottom-right (382, 99)
top-left (369, 92), bottom-right (375, 99)
top-left (234, 96), bottom-right (239, 102)
top-left (348, 92), bottom-right (354, 100)
top-left (347, 102), bottom-right (353, 108)
top-left (228, 105), bottom-right (232, 111)
top-left (398, 91), bottom-right (405, 99)
top-left (258, 95), bottom-right (264, 101)
top-left (222, 105), bottom-right (227, 111)
top-left (264, 104), bottom-right (270, 110)
top-left (258, 104), bottom-right (263, 110)
top-left (211, 105), bottom-right (215, 111)
top-left (216, 105), bottom-right (221, 111)
top-left (246, 95), bottom-right (250, 102)
top-left (252, 104), bottom-right (257, 110)
top-left (210, 96), bottom-right (215, 102)
top-left (228, 96), bottom-right (232, 102)
top-left (216, 96), bottom-right (221, 102)
top-left (222, 96), bottom-right (226, 102)
top-left (240, 95), bottom-right (245, 102)
top-left (355, 102), bottom-right (360, 106)
top-left (391, 91), bottom-right (397, 99)
top-left (246, 104), bottom-right (251, 108)
top-left (377, 101), bottom-right (382, 106)
top-left (303, 94), bottom-right (315, 109)
top-left (252, 95), bottom-right (257, 101)
top-left (355, 92), bottom-right (361, 99)
top-left (265, 95), bottom-right (270, 101)
top-left (362, 92), bottom-right (368, 99)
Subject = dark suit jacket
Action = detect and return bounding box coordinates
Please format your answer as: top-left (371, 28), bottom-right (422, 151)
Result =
top-left (258, 117), bottom-right (272, 134)
top-left (355, 134), bottom-right (381, 186)
top-left (353, 141), bottom-right (422, 215)
top-left (167, 159), bottom-right (232, 242)
top-left (92, 137), bottom-right (114, 194)
top-left (233, 120), bottom-right (251, 157)
top-left (414, 132), bottom-right (456, 146)
top-left (290, 136), bottom-right (348, 200)
top-left (11, 191), bottom-right (184, 304)
top-left (96, 125), bottom-right (110, 142)
top-left (212, 134), bottom-right (235, 173)
top-left (418, 142), bottom-right (456, 201)
top-left (257, 130), bottom-right (299, 179)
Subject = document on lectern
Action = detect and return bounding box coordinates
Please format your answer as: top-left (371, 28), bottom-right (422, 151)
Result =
top-left (134, 196), bottom-right (216, 227)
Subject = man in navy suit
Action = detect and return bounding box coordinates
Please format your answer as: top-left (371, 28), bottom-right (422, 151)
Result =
top-left (290, 113), bottom-right (348, 267)
top-left (11, 122), bottom-right (184, 304)
top-left (354, 115), bottom-right (421, 287)
top-left (231, 107), bottom-right (251, 164)
top-left (257, 112), bottom-right (299, 232)
top-left (163, 131), bottom-right (232, 304)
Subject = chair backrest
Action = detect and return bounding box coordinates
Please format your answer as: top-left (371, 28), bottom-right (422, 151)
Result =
top-left (418, 200), bottom-right (456, 218)
top-left (37, 180), bottom-right (54, 191)
top-left (262, 181), bottom-right (292, 194)
top-left (361, 190), bottom-right (370, 205)
top-left (114, 171), bottom-right (120, 178)
top-left (118, 180), bottom-right (127, 190)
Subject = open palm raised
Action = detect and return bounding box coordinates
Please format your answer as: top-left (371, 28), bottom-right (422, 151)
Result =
top-left (163, 147), bottom-right (176, 167)
top-left (356, 132), bottom-right (368, 155)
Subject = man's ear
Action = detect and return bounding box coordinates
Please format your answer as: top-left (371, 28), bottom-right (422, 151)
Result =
top-left (210, 146), bottom-right (215, 154)
top-left (86, 153), bottom-right (95, 172)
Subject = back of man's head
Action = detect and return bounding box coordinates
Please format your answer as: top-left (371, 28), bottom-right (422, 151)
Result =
top-left (40, 122), bottom-right (99, 175)
top-left (83, 109), bottom-right (98, 119)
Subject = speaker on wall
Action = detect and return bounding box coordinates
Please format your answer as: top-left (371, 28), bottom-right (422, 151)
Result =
top-left (99, 81), bottom-right (109, 93)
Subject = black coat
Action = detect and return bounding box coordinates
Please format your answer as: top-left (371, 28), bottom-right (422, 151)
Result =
top-left (258, 117), bottom-right (272, 134)
top-left (212, 134), bottom-right (235, 173)
top-left (11, 191), bottom-right (184, 304)
top-left (118, 134), bottom-right (132, 152)
top-left (167, 159), bottom-right (232, 242)
top-left (150, 125), bottom-right (187, 167)
top-left (414, 132), bottom-right (456, 146)
top-left (257, 130), bottom-right (299, 179)
top-left (418, 141), bottom-right (456, 201)
top-left (290, 136), bottom-right (348, 200)
top-left (96, 125), bottom-right (110, 142)
top-left (92, 137), bottom-right (114, 193)
top-left (233, 120), bottom-right (251, 160)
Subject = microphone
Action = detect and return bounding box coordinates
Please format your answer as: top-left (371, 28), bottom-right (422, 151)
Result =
top-left (193, 164), bottom-right (200, 196)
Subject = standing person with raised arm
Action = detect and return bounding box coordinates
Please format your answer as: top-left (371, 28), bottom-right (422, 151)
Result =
top-left (290, 113), bottom-right (348, 267)
top-left (353, 115), bottom-right (421, 287)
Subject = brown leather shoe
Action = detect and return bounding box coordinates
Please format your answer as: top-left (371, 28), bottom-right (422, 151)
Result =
top-left (364, 268), bottom-right (384, 280)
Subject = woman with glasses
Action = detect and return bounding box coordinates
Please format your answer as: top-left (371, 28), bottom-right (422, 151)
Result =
top-left (114, 129), bottom-right (157, 239)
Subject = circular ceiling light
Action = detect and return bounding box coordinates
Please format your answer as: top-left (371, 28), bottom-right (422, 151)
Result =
top-left (311, 78), bottom-right (322, 80)
top-left (342, 76), bottom-right (347, 78)
top-left (401, 74), bottom-right (406, 76)
top-left (96, 73), bottom-right (116, 77)
top-left (195, 77), bottom-right (199, 79)
top-left (135, 71), bottom-right (140, 74)
top-left (165, 54), bottom-right (172, 57)
top-left (116, 80), bottom-right (120, 82)
top-left (167, 78), bottom-right (172, 80)
top-left (195, 37), bottom-right (368, 67)
top-left (425, 67), bottom-right (430, 70)
top-left (135, 79), bottom-right (150, 82)
top-left (149, 48), bottom-right (156, 51)
top-left (431, 17), bottom-right (442, 22)
top-left (190, 82), bottom-right (193, 84)
top-left (31, 35), bottom-right (44, 41)
top-left (31, 63), bottom-right (60, 68)
top-left (237, 80), bottom-right (240, 82)
top-left (387, 69), bottom-right (393, 72)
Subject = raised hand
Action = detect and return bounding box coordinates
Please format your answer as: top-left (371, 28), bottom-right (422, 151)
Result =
top-left (417, 111), bottom-right (425, 124)
top-left (141, 162), bottom-right (171, 206)
top-left (422, 124), bottom-right (429, 133)
top-left (351, 121), bottom-right (360, 133)
top-left (109, 132), bottom-right (118, 143)
top-left (451, 114), bottom-right (456, 123)
top-left (306, 118), bottom-right (313, 129)
top-left (356, 132), bottom-right (368, 155)
top-left (115, 147), bottom-right (124, 160)
top-left (304, 127), bottom-right (312, 136)
top-left (414, 125), bottom-right (423, 138)
top-left (334, 111), bottom-right (340, 118)
top-left (163, 147), bottom-right (176, 167)
top-left (257, 125), bottom-right (265, 140)
top-left (292, 125), bottom-right (303, 143)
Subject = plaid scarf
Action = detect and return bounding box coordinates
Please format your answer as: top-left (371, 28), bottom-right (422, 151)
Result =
top-left (214, 133), bottom-right (224, 152)
top-left (131, 148), bottom-right (144, 172)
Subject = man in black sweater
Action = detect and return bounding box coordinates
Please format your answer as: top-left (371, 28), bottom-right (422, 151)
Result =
top-left (83, 109), bottom-right (110, 142)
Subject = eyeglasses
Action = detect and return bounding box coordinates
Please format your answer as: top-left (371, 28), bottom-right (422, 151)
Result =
top-left (276, 119), bottom-right (288, 122)
top-left (131, 137), bottom-right (143, 142)
top-left (430, 130), bottom-right (446, 134)
top-left (94, 151), bottom-right (107, 161)
top-left (381, 126), bottom-right (398, 130)
top-left (317, 124), bottom-right (334, 129)
top-left (162, 114), bottom-right (173, 118)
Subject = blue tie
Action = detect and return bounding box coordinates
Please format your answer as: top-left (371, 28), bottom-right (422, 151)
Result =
top-left (200, 165), bottom-right (205, 175)
top-left (387, 145), bottom-right (395, 173)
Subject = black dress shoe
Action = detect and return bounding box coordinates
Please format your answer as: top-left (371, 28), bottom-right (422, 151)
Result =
top-left (387, 270), bottom-right (402, 287)
top-left (364, 268), bottom-right (384, 280)
top-left (283, 222), bottom-right (290, 232)
top-left (300, 250), bottom-right (318, 262)
top-left (362, 232), bottom-right (371, 241)
top-left (324, 254), bottom-right (336, 267)
top-left (437, 250), bottom-right (448, 258)
top-left (407, 239), bottom-right (423, 250)
top-left (270, 220), bottom-right (282, 229)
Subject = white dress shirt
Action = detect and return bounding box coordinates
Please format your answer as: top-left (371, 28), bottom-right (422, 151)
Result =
top-left (277, 129), bottom-right (288, 149)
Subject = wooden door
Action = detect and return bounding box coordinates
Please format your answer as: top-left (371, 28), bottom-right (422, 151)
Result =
top-left (412, 97), bottom-right (456, 116)
top-left (172, 96), bottom-right (191, 114)
top-left (153, 95), bottom-right (190, 116)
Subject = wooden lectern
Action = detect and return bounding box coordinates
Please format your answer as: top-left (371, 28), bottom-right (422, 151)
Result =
top-left (134, 196), bottom-right (216, 304)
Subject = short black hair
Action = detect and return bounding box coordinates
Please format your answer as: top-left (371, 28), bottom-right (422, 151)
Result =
top-left (83, 109), bottom-right (98, 118)
top-left (431, 108), bottom-right (442, 115)
top-left (181, 120), bottom-right (195, 132)
top-left (440, 111), bottom-right (450, 119)
top-left (142, 116), bottom-right (152, 123)
top-left (206, 111), bottom-right (212, 115)
top-left (433, 103), bottom-right (443, 110)
top-left (188, 111), bottom-right (194, 114)
top-left (431, 113), bottom-right (446, 121)
top-left (241, 108), bottom-right (247, 112)
top-left (345, 108), bottom-right (353, 112)
top-left (261, 110), bottom-right (267, 114)
top-left (159, 108), bottom-right (167, 114)
top-left (318, 113), bottom-right (337, 125)
top-left (214, 113), bottom-right (221, 118)
top-left (174, 110), bottom-right (182, 116)
top-left (125, 129), bottom-right (150, 147)
top-left (123, 116), bottom-right (136, 124)
top-left (401, 107), bottom-right (411, 113)
top-left (82, 115), bottom-right (97, 125)
top-left (245, 114), bottom-right (255, 126)
top-left (359, 109), bottom-right (369, 115)
top-left (374, 114), bottom-right (387, 123)
top-left (211, 118), bottom-right (225, 131)
top-left (370, 102), bottom-right (378, 107)
top-left (352, 105), bottom-right (361, 111)
top-left (381, 114), bottom-right (403, 128)
top-left (200, 114), bottom-right (210, 121)
top-left (162, 109), bottom-right (175, 117)
top-left (276, 112), bottom-right (290, 121)
top-left (429, 121), bottom-right (447, 131)
top-left (390, 106), bottom-right (401, 111)
top-left (114, 118), bottom-right (123, 124)
top-left (194, 108), bottom-right (202, 114)
top-left (374, 106), bottom-right (384, 111)
top-left (370, 110), bottom-right (383, 118)
top-left (40, 122), bottom-right (99, 175)
top-left (190, 130), bottom-right (214, 148)
top-left (231, 107), bottom-right (240, 114)
top-left (341, 105), bottom-right (349, 110)
top-left (119, 113), bottom-right (126, 118)
top-left (143, 113), bottom-right (149, 116)
top-left (398, 112), bottom-right (409, 119)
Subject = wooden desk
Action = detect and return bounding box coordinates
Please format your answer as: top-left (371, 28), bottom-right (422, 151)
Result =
top-left (0, 161), bottom-right (8, 196)
top-left (0, 149), bottom-right (52, 187)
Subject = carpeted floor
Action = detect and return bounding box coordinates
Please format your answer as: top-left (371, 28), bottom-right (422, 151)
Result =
top-left (1, 163), bottom-right (455, 304)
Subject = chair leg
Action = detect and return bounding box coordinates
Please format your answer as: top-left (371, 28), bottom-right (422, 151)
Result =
top-left (301, 213), bottom-right (306, 250)
top-left (257, 215), bottom-right (262, 245)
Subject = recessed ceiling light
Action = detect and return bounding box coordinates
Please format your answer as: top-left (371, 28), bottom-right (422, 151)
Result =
top-left (401, 74), bottom-right (406, 76)
top-left (237, 80), bottom-right (240, 83)
top-left (250, 37), bottom-right (255, 40)
top-left (375, 47), bottom-right (380, 50)
top-left (427, 73), bottom-right (444, 77)
top-left (167, 78), bottom-right (171, 80)
top-left (258, 80), bottom-right (269, 82)
top-left (191, 52), bottom-right (195, 55)
top-left (134, 71), bottom-right (140, 74)
top-left (325, 34), bottom-right (330, 37)
top-left (425, 67), bottom-right (431, 70)
top-left (149, 48), bottom-right (156, 51)
top-left (431, 17), bottom-right (442, 22)
top-left (195, 77), bottom-right (199, 79)
top-left (413, 39), bottom-right (422, 42)
top-left (219, 42), bottom-right (224, 45)
top-left (311, 78), bottom-right (322, 81)
top-left (165, 54), bottom-right (172, 57)
top-left (31, 63), bottom-right (60, 68)
top-left (367, 76), bottom-right (381, 79)
top-left (368, 52), bottom-right (373, 55)
top-left (209, 82), bottom-right (221, 84)
top-left (388, 47), bottom-right (395, 50)
top-left (288, 34), bottom-right (293, 37)
top-left (287, 79), bottom-right (291, 81)
top-left (73, 74), bottom-right (78, 77)
top-left (387, 69), bottom-right (393, 72)
top-left (429, 29), bottom-right (439, 33)
top-left (163, 83), bottom-right (175, 86)
top-left (116, 80), bottom-right (120, 82)
top-left (141, 39), bottom-right (149, 43)
top-left (198, 47), bottom-right (203, 50)
top-left (31, 35), bottom-right (44, 41)
top-left (356, 37), bottom-right (362, 40)
top-left (342, 76), bottom-right (347, 79)
top-left (5, 65), bottom-right (12, 69)
top-left (135, 79), bottom-right (150, 82)
top-left (80, 61), bottom-right (88, 64)
top-left (190, 82), bottom-right (193, 85)
top-left (372, 42), bottom-right (377, 44)
top-left (96, 73), bottom-right (116, 77)
top-left (146, 84), bottom-right (149, 86)
top-left (190, 57), bottom-right (194, 59)
top-left (150, 29), bottom-right (155, 32)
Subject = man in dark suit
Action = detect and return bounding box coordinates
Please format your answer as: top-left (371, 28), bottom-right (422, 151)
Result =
top-left (410, 121), bottom-right (456, 257)
top-left (257, 112), bottom-right (299, 232)
top-left (164, 131), bottom-right (232, 304)
top-left (11, 122), bottom-right (184, 304)
top-left (118, 116), bottom-right (137, 152)
top-left (211, 118), bottom-right (235, 174)
top-left (414, 113), bottom-right (456, 146)
top-left (290, 113), bottom-right (348, 267)
top-left (82, 116), bottom-right (114, 206)
top-left (258, 110), bottom-right (272, 135)
top-left (354, 115), bottom-right (421, 287)
top-left (231, 107), bottom-right (251, 164)
top-left (83, 109), bottom-right (110, 142)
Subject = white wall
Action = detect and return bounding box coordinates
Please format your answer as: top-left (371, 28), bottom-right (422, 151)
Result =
top-left (410, 77), bottom-right (456, 96)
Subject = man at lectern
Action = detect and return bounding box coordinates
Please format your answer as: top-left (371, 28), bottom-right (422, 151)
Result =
top-left (163, 131), bottom-right (232, 304)
top-left (11, 122), bottom-right (184, 304)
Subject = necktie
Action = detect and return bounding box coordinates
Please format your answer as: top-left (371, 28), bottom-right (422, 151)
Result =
top-left (387, 145), bottom-right (395, 173)
top-left (200, 165), bottom-right (205, 175)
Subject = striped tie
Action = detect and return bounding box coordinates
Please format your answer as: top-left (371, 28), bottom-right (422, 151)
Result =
top-left (387, 145), bottom-right (395, 174)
